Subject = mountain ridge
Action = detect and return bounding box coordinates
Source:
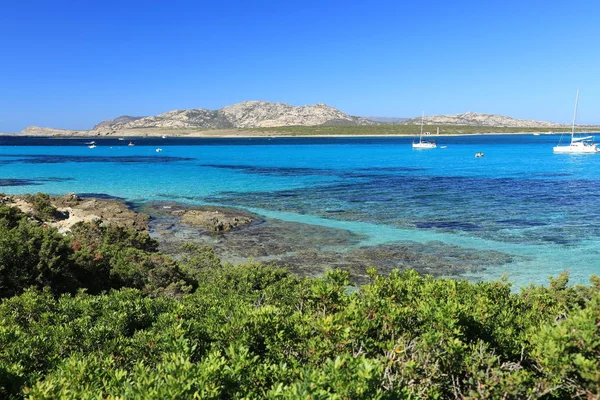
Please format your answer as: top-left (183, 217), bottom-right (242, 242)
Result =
top-left (93, 101), bottom-right (374, 131)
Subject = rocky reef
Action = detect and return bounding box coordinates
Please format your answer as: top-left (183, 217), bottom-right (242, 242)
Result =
top-left (142, 201), bottom-right (517, 283)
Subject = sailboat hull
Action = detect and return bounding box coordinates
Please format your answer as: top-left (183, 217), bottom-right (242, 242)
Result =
top-left (412, 142), bottom-right (437, 149)
top-left (412, 112), bottom-right (437, 149)
top-left (553, 143), bottom-right (599, 153)
top-left (553, 90), bottom-right (598, 154)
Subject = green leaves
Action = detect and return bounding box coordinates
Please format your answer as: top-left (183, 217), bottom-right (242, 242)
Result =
top-left (0, 202), bottom-right (599, 398)
top-left (24, 193), bottom-right (57, 221)
top-left (1, 267), bottom-right (599, 399)
top-left (0, 207), bottom-right (194, 299)
top-left (530, 294), bottom-right (600, 397)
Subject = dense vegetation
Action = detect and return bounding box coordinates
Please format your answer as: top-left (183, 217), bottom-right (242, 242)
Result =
top-left (249, 124), bottom-right (600, 136)
top-left (0, 203), bottom-right (599, 399)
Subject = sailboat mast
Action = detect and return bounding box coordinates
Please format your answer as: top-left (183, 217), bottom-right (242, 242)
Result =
top-left (420, 111), bottom-right (424, 139)
top-left (571, 89), bottom-right (579, 140)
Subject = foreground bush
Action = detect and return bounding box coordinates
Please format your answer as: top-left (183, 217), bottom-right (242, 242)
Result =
top-left (0, 203), bottom-right (598, 398)
top-left (0, 268), bottom-right (598, 399)
top-left (0, 205), bottom-right (194, 298)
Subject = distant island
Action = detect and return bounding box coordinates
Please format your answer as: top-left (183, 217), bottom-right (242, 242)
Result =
top-left (6, 100), bottom-right (600, 137)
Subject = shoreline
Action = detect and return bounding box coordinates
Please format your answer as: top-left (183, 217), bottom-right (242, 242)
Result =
top-left (0, 131), bottom-right (584, 139)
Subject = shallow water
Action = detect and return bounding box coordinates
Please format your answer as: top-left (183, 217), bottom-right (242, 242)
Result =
top-left (1, 134), bottom-right (599, 287)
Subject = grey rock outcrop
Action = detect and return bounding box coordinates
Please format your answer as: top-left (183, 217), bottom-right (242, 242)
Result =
top-left (93, 115), bottom-right (145, 129)
top-left (176, 207), bottom-right (254, 232)
top-left (1, 193), bottom-right (148, 232)
top-left (218, 101), bottom-right (373, 128)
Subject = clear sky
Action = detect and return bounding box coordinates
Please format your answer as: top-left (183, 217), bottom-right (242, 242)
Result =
top-left (1, 0), bottom-right (599, 132)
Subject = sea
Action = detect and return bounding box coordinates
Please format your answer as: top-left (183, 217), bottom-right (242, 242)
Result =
top-left (1, 134), bottom-right (599, 288)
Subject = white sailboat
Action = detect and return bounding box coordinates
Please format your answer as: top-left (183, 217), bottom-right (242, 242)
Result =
top-left (553, 90), bottom-right (599, 154)
top-left (412, 112), bottom-right (437, 149)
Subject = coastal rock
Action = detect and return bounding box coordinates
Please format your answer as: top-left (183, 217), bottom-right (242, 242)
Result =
top-left (3, 194), bottom-right (148, 233)
top-left (54, 192), bottom-right (81, 206)
top-left (180, 210), bottom-right (252, 232)
top-left (170, 206), bottom-right (254, 232)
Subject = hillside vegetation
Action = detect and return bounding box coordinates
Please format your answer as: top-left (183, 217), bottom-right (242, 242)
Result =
top-left (0, 201), bottom-right (599, 399)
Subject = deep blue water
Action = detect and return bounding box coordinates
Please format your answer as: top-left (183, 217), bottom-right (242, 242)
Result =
top-left (1, 134), bottom-right (599, 287)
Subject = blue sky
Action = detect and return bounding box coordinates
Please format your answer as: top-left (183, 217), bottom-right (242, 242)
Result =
top-left (1, 0), bottom-right (599, 131)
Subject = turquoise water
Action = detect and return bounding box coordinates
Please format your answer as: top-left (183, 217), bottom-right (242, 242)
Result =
top-left (1, 134), bottom-right (599, 287)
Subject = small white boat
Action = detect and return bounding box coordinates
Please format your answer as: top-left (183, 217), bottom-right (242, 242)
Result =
top-left (85, 141), bottom-right (96, 145)
top-left (161, 135), bottom-right (167, 139)
top-left (156, 148), bottom-right (163, 152)
top-left (554, 90), bottom-right (599, 154)
top-left (128, 141), bottom-right (135, 147)
top-left (440, 146), bottom-right (448, 149)
top-left (475, 152), bottom-right (484, 158)
top-left (88, 144), bottom-right (96, 149)
top-left (533, 133), bottom-right (540, 136)
top-left (118, 137), bottom-right (125, 141)
top-left (412, 112), bottom-right (437, 149)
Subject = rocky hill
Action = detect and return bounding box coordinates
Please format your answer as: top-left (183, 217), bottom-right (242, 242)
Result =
top-left (94, 101), bottom-right (374, 131)
top-left (93, 115), bottom-right (145, 129)
top-left (402, 111), bottom-right (561, 128)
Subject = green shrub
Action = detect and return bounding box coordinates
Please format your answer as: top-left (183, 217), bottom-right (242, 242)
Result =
top-left (0, 207), bottom-right (197, 299)
top-left (25, 193), bottom-right (57, 220)
top-left (0, 201), bottom-right (599, 399)
top-left (0, 211), bottom-right (75, 298)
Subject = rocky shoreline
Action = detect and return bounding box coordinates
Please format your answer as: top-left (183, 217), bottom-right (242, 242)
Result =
top-left (1, 193), bottom-right (517, 283)
top-left (0, 193), bottom-right (148, 233)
